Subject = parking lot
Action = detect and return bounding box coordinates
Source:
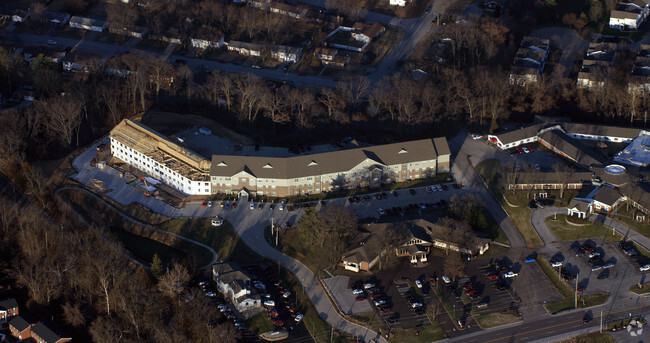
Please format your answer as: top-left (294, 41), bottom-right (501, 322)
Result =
top-left (503, 142), bottom-right (565, 173)
top-left (540, 239), bottom-right (647, 295)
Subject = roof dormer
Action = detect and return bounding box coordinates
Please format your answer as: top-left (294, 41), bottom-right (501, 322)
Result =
top-left (308, 160), bottom-right (318, 166)
top-left (217, 161), bottom-right (227, 167)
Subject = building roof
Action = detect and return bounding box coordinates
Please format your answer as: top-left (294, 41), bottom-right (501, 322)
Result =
top-left (315, 47), bottom-right (336, 56)
top-left (592, 186), bottom-right (623, 206)
top-left (228, 41), bottom-right (265, 51)
top-left (355, 22), bottom-right (384, 38)
top-left (210, 138), bottom-right (447, 179)
top-left (31, 322), bottom-right (70, 343)
top-left (562, 123), bottom-right (643, 139)
top-left (213, 261), bottom-right (250, 295)
top-left (514, 171), bottom-right (594, 185)
top-left (9, 315), bottom-right (31, 332)
top-left (0, 297), bottom-right (18, 310)
top-left (42, 10), bottom-right (70, 22)
top-left (567, 199), bottom-right (590, 212)
top-left (538, 130), bottom-right (605, 167)
top-left (110, 119), bottom-right (210, 180)
top-left (611, 9), bottom-right (641, 20)
top-left (491, 123), bottom-right (545, 145)
top-left (585, 42), bottom-right (617, 62)
top-left (271, 45), bottom-right (302, 56)
top-left (69, 16), bottom-right (107, 27)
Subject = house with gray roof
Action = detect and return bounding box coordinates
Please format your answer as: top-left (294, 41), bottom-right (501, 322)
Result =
top-left (31, 322), bottom-right (71, 343)
top-left (0, 298), bottom-right (18, 323)
top-left (578, 42), bottom-right (617, 89)
top-left (538, 130), bottom-right (605, 168)
top-left (9, 315), bottom-right (32, 341)
top-left (509, 36), bottom-right (550, 86)
top-left (571, 185), bottom-right (625, 214)
top-left (212, 261), bottom-right (261, 315)
top-left (609, 0), bottom-right (649, 30)
top-left (69, 16), bottom-right (108, 32)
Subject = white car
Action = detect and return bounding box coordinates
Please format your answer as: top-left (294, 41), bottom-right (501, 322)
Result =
top-left (591, 265), bottom-right (602, 272)
top-left (550, 261), bottom-right (563, 268)
top-left (435, 185), bottom-right (443, 192)
top-left (352, 289), bottom-right (364, 295)
top-left (279, 204), bottom-right (284, 211)
top-left (363, 283), bottom-right (375, 290)
top-left (377, 208), bottom-right (385, 216)
top-left (47, 39), bottom-right (57, 45)
top-left (263, 300), bottom-right (275, 307)
top-left (411, 302), bottom-right (423, 308)
top-left (640, 264), bottom-right (650, 272)
top-left (470, 133), bottom-right (482, 140)
top-left (504, 271), bottom-right (518, 278)
top-left (588, 252), bottom-right (601, 258)
top-left (205, 291), bottom-right (216, 297)
top-left (207, 201), bottom-right (213, 207)
top-left (373, 299), bottom-right (386, 306)
top-left (294, 314), bottom-right (303, 323)
top-left (442, 275), bottom-right (450, 284)
top-left (211, 216), bottom-right (223, 227)
top-left (415, 280), bottom-right (423, 288)
top-left (522, 147), bottom-right (530, 154)
top-left (249, 203), bottom-right (255, 210)
top-left (282, 291), bottom-right (291, 299)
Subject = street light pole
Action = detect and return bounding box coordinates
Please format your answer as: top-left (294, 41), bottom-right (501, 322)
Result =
top-left (575, 274), bottom-right (579, 309)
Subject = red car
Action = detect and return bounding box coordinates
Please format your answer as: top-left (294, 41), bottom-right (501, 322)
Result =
top-left (268, 311), bottom-right (279, 317)
top-left (379, 305), bottom-right (391, 312)
top-left (487, 274), bottom-right (498, 280)
top-left (584, 247), bottom-right (594, 253)
top-left (370, 293), bottom-right (383, 300)
top-left (463, 283), bottom-right (473, 290)
top-left (202, 201), bottom-right (207, 207)
top-left (355, 295), bottom-right (367, 301)
top-left (272, 319), bottom-right (284, 326)
top-left (516, 147), bottom-right (523, 154)
top-left (577, 286), bottom-right (585, 292)
top-left (231, 202), bottom-right (237, 208)
top-left (466, 289), bottom-right (478, 295)
top-left (528, 147), bottom-right (535, 152)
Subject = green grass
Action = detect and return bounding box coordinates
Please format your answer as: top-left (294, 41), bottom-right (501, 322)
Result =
top-left (476, 245), bottom-right (509, 259)
top-left (246, 311), bottom-right (274, 334)
top-left (473, 312), bottom-right (521, 328)
top-left (350, 311), bottom-right (383, 333)
top-left (537, 258), bottom-right (609, 314)
top-left (388, 322), bottom-right (446, 343)
top-left (432, 284), bottom-right (456, 321)
top-left (110, 226), bottom-right (188, 267)
top-left (629, 283), bottom-right (650, 295)
top-left (545, 215), bottom-right (624, 243)
top-left (612, 206), bottom-right (650, 239)
top-left (157, 218), bottom-right (264, 265)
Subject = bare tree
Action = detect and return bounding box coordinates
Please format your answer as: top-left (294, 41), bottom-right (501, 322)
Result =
top-left (319, 88), bottom-right (345, 119)
top-left (336, 76), bottom-right (370, 108)
top-left (37, 95), bottom-right (83, 145)
top-left (157, 263), bottom-right (190, 298)
top-left (443, 252), bottom-right (466, 282)
top-left (233, 74), bottom-right (267, 122)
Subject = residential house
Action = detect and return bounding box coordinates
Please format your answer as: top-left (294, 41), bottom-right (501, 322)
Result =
top-left (269, 2), bottom-right (308, 19)
top-left (212, 261), bottom-right (261, 315)
top-left (351, 22), bottom-right (385, 43)
top-left (69, 16), bottom-right (108, 32)
top-left (190, 26), bottom-right (225, 49)
top-left (577, 42), bottom-right (617, 88)
top-left (340, 228), bottom-right (384, 273)
top-left (0, 298), bottom-right (18, 324)
top-left (0, 8), bottom-right (29, 23)
top-left (430, 38), bottom-right (452, 65)
top-left (227, 41), bottom-right (265, 57)
top-left (62, 50), bottom-right (104, 72)
top-left (105, 56), bottom-right (132, 77)
top-left (12, 87), bottom-right (39, 102)
top-left (271, 45), bottom-right (302, 63)
top-left (30, 322), bottom-right (71, 343)
top-left (109, 25), bottom-right (148, 39)
top-left (394, 222), bottom-right (434, 263)
top-left (323, 54), bottom-right (349, 68)
top-left (389, 0), bottom-right (412, 6)
top-left (315, 47), bottom-right (337, 61)
top-left (9, 316), bottom-right (31, 341)
top-left (150, 29), bottom-right (184, 44)
top-left (22, 47), bottom-right (66, 66)
top-left (41, 10), bottom-right (71, 25)
top-left (509, 36), bottom-right (550, 86)
top-left (629, 44), bottom-right (650, 92)
top-left (609, 0), bottom-right (650, 30)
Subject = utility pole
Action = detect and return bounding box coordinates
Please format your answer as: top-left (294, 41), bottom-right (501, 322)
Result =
top-left (330, 325), bottom-right (333, 343)
top-left (600, 311), bottom-right (603, 333)
top-left (271, 218), bottom-right (274, 236)
top-left (575, 274), bottom-right (579, 308)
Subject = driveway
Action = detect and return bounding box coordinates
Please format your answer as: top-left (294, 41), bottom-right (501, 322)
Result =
top-left (529, 27), bottom-right (589, 78)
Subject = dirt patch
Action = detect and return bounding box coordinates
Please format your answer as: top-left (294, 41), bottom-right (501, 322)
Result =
top-left (139, 111), bottom-right (254, 145)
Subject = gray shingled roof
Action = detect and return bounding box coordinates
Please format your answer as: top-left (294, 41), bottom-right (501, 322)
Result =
top-left (492, 123), bottom-right (545, 145)
top-left (210, 138), bottom-right (447, 179)
top-left (31, 322), bottom-right (70, 343)
top-left (9, 315), bottom-right (31, 332)
top-left (593, 186), bottom-right (623, 206)
top-left (0, 297), bottom-right (18, 311)
top-left (538, 130), bottom-right (605, 167)
top-left (562, 123), bottom-right (642, 139)
top-left (568, 199), bottom-right (590, 213)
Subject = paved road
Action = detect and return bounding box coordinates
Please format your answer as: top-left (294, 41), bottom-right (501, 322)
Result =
top-left (449, 133), bottom-right (526, 248)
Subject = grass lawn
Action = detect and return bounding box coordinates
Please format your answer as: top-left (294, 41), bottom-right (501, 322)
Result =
top-left (473, 312), bottom-right (522, 328)
top-left (477, 245), bottom-right (509, 259)
top-left (629, 282), bottom-right (650, 294)
top-left (545, 215), bottom-right (624, 243)
top-left (388, 322), bottom-right (446, 343)
top-left (476, 159), bottom-right (544, 248)
top-left (157, 218), bottom-right (264, 265)
top-left (350, 311), bottom-right (383, 333)
top-left (537, 258), bottom-right (608, 314)
top-left (612, 206), bottom-right (650, 239)
top-left (246, 311), bottom-right (274, 335)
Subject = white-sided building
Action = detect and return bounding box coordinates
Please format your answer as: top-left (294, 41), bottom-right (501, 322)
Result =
top-left (389, 0), bottom-right (411, 6)
top-left (69, 16), bottom-right (108, 32)
top-left (271, 45), bottom-right (302, 63)
top-left (509, 36), bottom-right (550, 86)
top-left (212, 261), bottom-right (261, 315)
top-left (109, 119), bottom-right (211, 196)
top-left (609, 0), bottom-right (649, 30)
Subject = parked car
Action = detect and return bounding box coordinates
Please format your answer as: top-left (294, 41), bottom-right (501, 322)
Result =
top-left (202, 201), bottom-right (207, 207)
top-left (373, 299), bottom-right (386, 306)
top-left (640, 264), bottom-right (650, 272)
top-left (415, 280), bottom-right (423, 288)
top-left (442, 275), bottom-right (450, 283)
top-left (272, 319), bottom-right (284, 326)
top-left (282, 291), bottom-right (291, 299)
top-left (409, 189), bottom-right (416, 195)
top-left (352, 289), bottom-right (364, 295)
top-left (263, 300), bottom-right (275, 307)
top-left (205, 291), bottom-right (216, 297)
top-left (588, 252), bottom-right (601, 258)
top-left (294, 314), bottom-right (303, 322)
top-left (249, 203), bottom-right (255, 210)
top-left (487, 274), bottom-right (498, 280)
top-left (355, 295), bottom-right (367, 301)
top-left (524, 256), bottom-right (536, 263)
top-left (207, 201), bottom-right (213, 207)
top-left (551, 261), bottom-right (563, 268)
top-left (411, 302), bottom-right (423, 308)
top-left (377, 208), bottom-right (385, 216)
top-left (591, 265), bottom-right (603, 272)
top-left (364, 283), bottom-right (376, 289)
top-left (504, 271), bottom-right (518, 278)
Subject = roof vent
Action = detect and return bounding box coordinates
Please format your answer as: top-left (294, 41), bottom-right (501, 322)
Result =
top-left (218, 161), bottom-right (227, 167)
top-left (398, 148), bottom-right (408, 154)
top-left (263, 163), bottom-right (273, 169)
top-left (308, 160), bottom-right (318, 166)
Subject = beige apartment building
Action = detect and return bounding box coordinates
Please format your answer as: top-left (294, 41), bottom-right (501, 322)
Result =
top-left (210, 138), bottom-right (450, 197)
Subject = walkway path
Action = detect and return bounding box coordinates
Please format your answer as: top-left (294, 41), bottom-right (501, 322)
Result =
top-left (55, 186), bottom-right (218, 270)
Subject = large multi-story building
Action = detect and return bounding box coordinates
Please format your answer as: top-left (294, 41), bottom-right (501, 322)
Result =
top-left (210, 137), bottom-right (450, 197)
top-left (110, 119), bottom-right (212, 195)
top-left (109, 119), bottom-right (451, 197)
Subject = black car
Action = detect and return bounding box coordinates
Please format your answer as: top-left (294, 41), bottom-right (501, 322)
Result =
top-left (583, 313), bottom-right (592, 323)
top-left (392, 191), bottom-right (398, 197)
top-left (409, 189), bottom-right (416, 195)
top-left (597, 270), bottom-right (609, 279)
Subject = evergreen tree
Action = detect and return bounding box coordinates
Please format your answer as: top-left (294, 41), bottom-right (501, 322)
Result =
top-left (150, 253), bottom-right (163, 281)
